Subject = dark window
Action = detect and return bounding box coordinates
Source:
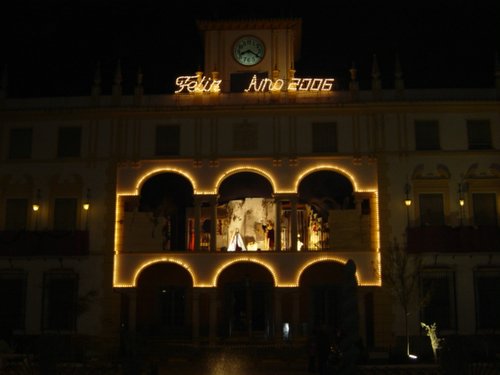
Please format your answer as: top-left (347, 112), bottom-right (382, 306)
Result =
top-left (43, 272), bottom-right (78, 331)
top-left (57, 127), bottom-right (81, 158)
top-left (312, 122), bottom-right (338, 153)
top-left (475, 269), bottom-right (500, 330)
top-left (53, 198), bottom-right (77, 230)
top-left (419, 193), bottom-right (445, 226)
top-left (5, 198), bottom-right (28, 230)
top-left (420, 270), bottom-right (456, 330)
top-left (233, 122), bottom-right (258, 151)
top-left (467, 120), bottom-right (492, 150)
top-left (415, 120), bottom-right (440, 150)
top-left (472, 193), bottom-right (497, 226)
top-left (159, 287), bottom-right (185, 328)
top-left (8, 128), bottom-right (32, 159)
top-left (312, 285), bottom-right (341, 330)
top-left (155, 125), bottom-right (180, 156)
top-left (0, 272), bottom-right (26, 330)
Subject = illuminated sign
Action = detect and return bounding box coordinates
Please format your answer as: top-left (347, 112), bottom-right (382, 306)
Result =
top-left (245, 75), bottom-right (334, 92)
top-left (174, 74), bottom-right (334, 94)
top-left (175, 75), bottom-right (222, 94)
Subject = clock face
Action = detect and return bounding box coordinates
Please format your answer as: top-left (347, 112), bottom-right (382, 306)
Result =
top-left (233, 35), bottom-right (265, 66)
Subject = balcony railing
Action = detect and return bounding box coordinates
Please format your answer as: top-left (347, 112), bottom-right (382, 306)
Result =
top-left (0, 230), bottom-right (89, 256)
top-left (406, 226), bottom-right (500, 253)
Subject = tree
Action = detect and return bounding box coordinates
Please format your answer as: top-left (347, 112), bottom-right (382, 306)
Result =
top-left (379, 238), bottom-right (424, 358)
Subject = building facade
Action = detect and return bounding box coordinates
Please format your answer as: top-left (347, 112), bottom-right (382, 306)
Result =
top-left (0, 18), bottom-right (499, 358)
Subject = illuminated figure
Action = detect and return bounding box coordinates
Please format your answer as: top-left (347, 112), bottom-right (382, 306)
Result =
top-left (227, 229), bottom-right (246, 251)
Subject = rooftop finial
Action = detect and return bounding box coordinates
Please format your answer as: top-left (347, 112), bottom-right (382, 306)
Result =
top-left (114, 59), bottom-right (122, 85)
top-left (0, 64), bottom-right (7, 99)
top-left (112, 59), bottom-right (123, 103)
top-left (134, 66), bottom-right (144, 105)
top-left (91, 61), bottom-right (101, 99)
top-left (371, 54), bottom-right (382, 96)
top-left (394, 54), bottom-right (405, 97)
top-left (349, 62), bottom-right (359, 101)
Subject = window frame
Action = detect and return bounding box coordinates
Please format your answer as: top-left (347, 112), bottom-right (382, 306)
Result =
top-left (42, 271), bottom-right (79, 332)
top-left (8, 127), bottom-right (33, 159)
top-left (467, 119), bottom-right (492, 150)
top-left (57, 126), bottom-right (82, 158)
top-left (0, 271), bottom-right (27, 331)
top-left (414, 120), bottom-right (440, 151)
top-left (420, 268), bottom-right (457, 332)
top-left (155, 125), bottom-right (180, 156)
top-left (312, 122), bottom-right (338, 154)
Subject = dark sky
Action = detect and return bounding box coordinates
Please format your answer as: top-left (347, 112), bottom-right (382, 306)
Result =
top-left (2, 1), bottom-right (499, 97)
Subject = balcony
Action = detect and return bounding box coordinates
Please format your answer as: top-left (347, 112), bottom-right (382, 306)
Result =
top-left (0, 230), bottom-right (89, 256)
top-left (406, 226), bottom-right (500, 253)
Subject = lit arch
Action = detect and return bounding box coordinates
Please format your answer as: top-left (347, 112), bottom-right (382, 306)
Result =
top-left (132, 258), bottom-right (195, 287)
top-left (130, 168), bottom-right (197, 195)
top-left (296, 257), bottom-right (361, 286)
top-left (295, 165), bottom-right (358, 192)
top-left (214, 167), bottom-right (277, 195)
top-left (213, 257), bottom-right (278, 287)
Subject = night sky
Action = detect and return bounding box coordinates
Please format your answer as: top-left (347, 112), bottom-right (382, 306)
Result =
top-left (2, 1), bottom-right (499, 98)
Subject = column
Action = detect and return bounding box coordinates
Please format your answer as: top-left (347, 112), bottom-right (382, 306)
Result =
top-left (192, 289), bottom-right (200, 344)
top-left (292, 290), bottom-right (300, 339)
top-left (274, 288), bottom-right (282, 341)
top-left (274, 198), bottom-right (282, 251)
top-left (128, 288), bottom-right (137, 332)
top-left (194, 195), bottom-right (202, 251)
top-left (290, 196), bottom-right (298, 251)
top-left (209, 195), bottom-right (218, 251)
top-left (208, 289), bottom-right (218, 346)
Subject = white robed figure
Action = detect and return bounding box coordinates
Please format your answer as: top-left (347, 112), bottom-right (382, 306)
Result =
top-left (227, 229), bottom-right (246, 251)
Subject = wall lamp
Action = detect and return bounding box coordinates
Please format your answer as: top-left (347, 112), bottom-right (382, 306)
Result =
top-left (458, 183), bottom-right (465, 207)
top-left (458, 183), bottom-right (466, 225)
top-left (32, 189), bottom-right (41, 211)
top-left (404, 182), bottom-right (412, 228)
top-left (83, 188), bottom-right (91, 211)
top-left (404, 182), bottom-right (412, 207)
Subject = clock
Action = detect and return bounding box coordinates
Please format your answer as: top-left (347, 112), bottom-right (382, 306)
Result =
top-left (233, 35), bottom-right (265, 66)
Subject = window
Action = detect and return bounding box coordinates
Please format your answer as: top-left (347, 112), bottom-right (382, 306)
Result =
top-left (43, 272), bottom-right (78, 331)
top-left (420, 269), bottom-right (456, 331)
top-left (53, 198), bottom-right (77, 230)
top-left (57, 127), bottom-right (81, 158)
top-left (419, 193), bottom-right (445, 226)
top-left (0, 272), bottom-right (26, 331)
top-left (155, 125), bottom-right (180, 156)
top-left (474, 269), bottom-right (500, 330)
top-left (467, 120), bottom-right (491, 150)
top-left (415, 120), bottom-right (440, 150)
top-left (8, 128), bottom-right (32, 159)
top-left (5, 198), bottom-right (28, 230)
top-left (312, 122), bottom-right (338, 153)
top-left (233, 122), bottom-right (258, 151)
top-left (472, 193), bottom-right (497, 226)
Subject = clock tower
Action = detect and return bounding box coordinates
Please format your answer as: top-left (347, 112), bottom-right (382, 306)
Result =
top-left (197, 18), bottom-right (302, 93)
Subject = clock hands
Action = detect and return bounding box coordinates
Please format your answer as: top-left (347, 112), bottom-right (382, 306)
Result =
top-left (241, 49), bottom-right (262, 58)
